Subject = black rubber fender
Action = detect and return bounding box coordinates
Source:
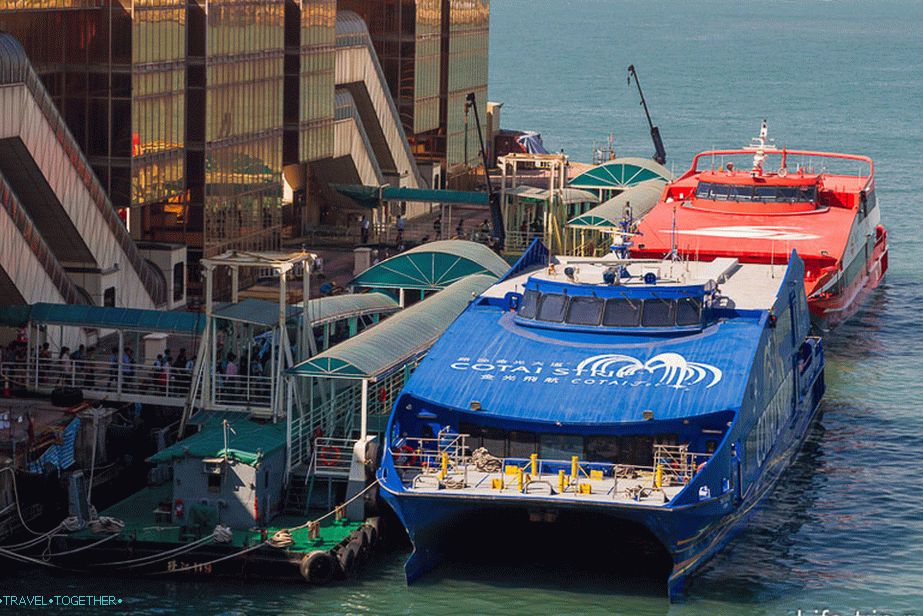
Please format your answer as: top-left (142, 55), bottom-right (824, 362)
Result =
top-left (360, 523), bottom-right (376, 548)
top-left (300, 550), bottom-right (336, 585)
top-left (366, 517), bottom-right (381, 544)
top-left (337, 542), bottom-right (358, 577)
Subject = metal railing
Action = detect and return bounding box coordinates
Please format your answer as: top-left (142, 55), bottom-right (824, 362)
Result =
top-left (211, 372), bottom-right (273, 408)
top-left (389, 434), bottom-right (713, 499)
top-left (311, 437), bottom-right (355, 477)
top-left (0, 359), bottom-right (191, 404)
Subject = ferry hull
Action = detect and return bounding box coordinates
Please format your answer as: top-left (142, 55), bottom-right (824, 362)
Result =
top-left (809, 229), bottom-right (888, 330)
top-left (378, 363), bottom-right (825, 601)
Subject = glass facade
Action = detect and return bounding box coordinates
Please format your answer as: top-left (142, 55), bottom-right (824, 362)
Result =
top-left (297, 0), bottom-right (336, 163)
top-left (201, 0), bottom-right (285, 258)
top-left (339, 0), bottom-right (443, 137)
top-left (131, 0), bottom-right (186, 229)
top-left (444, 0), bottom-right (489, 181)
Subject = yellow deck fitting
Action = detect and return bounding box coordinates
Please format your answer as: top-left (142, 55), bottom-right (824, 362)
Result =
top-left (504, 465), bottom-right (519, 475)
top-left (589, 469), bottom-right (604, 481)
top-left (578, 483), bottom-right (592, 495)
top-left (557, 469), bottom-right (566, 493)
top-left (530, 453), bottom-right (538, 476)
top-left (491, 477), bottom-right (504, 490)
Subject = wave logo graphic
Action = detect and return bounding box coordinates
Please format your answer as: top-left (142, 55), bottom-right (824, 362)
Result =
top-left (664, 226), bottom-right (820, 241)
top-left (575, 353), bottom-right (723, 389)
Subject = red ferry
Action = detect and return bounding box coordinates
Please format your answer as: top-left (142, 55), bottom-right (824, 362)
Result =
top-left (631, 122), bottom-right (888, 329)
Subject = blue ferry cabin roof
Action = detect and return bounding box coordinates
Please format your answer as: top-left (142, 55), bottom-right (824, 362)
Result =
top-left (398, 254), bottom-right (803, 427)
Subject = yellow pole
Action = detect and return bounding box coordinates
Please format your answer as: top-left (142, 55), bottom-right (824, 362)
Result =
top-left (571, 456), bottom-right (579, 481)
top-left (530, 453), bottom-right (538, 476)
top-left (558, 469), bottom-right (566, 493)
top-left (655, 463), bottom-right (663, 489)
top-left (517, 467), bottom-right (524, 492)
top-left (440, 452), bottom-right (448, 480)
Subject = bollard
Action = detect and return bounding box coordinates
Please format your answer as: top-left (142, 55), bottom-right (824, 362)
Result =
top-left (440, 452), bottom-right (448, 480)
top-left (517, 467), bottom-right (524, 492)
top-left (571, 456), bottom-right (579, 481)
top-left (530, 453), bottom-right (538, 477)
top-left (655, 463), bottom-right (663, 489)
top-left (307, 521), bottom-right (319, 540)
top-left (558, 469), bottom-right (566, 493)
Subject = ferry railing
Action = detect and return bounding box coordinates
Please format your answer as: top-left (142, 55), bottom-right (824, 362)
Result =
top-left (312, 437), bottom-right (356, 477)
top-left (390, 437), bottom-right (713, 499)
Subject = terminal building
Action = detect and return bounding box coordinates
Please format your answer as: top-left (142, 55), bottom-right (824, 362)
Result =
top-left (0, 0), bottom-right (490, 304)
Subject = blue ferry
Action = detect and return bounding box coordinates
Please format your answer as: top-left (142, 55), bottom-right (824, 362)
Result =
top-left (377, 245), bottom-right (825, 599)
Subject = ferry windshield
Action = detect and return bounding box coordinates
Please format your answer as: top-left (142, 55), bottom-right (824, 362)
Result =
top-left (695, 182), bottom-right (817, 203)
top-left (518, 292), bottom-right (703, 328)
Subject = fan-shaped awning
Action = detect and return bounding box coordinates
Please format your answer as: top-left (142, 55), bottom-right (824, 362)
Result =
top-left (350, 240), bottom-right (509, 291)
top-left (568, 157), bottom-right (673, 191)
top-left (567, 180), bottom-right (667, 229)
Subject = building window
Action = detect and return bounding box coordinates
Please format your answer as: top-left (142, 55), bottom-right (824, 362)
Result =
top-left (173, 262), bottom-right (185, 302)
top-left (103, 287), bottom-right (116, 307)
top-left (207, 473), bottom-right (222, 493)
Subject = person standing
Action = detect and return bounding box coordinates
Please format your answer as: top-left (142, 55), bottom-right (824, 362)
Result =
top-left (360, 215), bottom-right (370, 244)
top-left (396, 214), bottom-right (405, 244)
top-left (433, 214), bottom-right (442, 239)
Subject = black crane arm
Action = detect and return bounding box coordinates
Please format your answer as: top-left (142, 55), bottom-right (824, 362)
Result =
top-left (465, 92), bottom-right (505, 250)
top-left (627, 64), bottom-right (667, 166)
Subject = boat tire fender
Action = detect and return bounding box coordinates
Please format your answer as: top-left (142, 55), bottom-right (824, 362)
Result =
top-left (300, 550), bottom-right (336, 585)
top-left (337, 542), bottom-right (358, 577)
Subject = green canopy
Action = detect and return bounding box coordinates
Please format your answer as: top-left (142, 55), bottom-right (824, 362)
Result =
top-left (568, 157), bottom-right (673, 191)
top-left (0, 303), bottom-right (205, 334)
top-left (350, 240), bottom-right (509, 291)
top-left (567, 180), bottom-right (667, 229)
top-left (332, 184), bottom-right (488, 208)
top-left (289, 274), bottom-right (495, 380)
top-left (147, 417), bottom-right (285, 467)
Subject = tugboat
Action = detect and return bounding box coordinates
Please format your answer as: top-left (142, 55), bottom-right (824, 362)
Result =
top-left (377, 238), bottom-right (826, 600)
top-left (630, 121), bottom-right (888, 329)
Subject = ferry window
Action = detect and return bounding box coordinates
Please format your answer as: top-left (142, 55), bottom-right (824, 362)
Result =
top-left (675, 297), bottom-right (702, 326)
top-left (641, 299), bottom-right (675, 327)
top-left (508, 431), bottom-right (538, 458)
top-left (585, 436), bottom-right (620, 463)
top-left (695, 183), bottom-right (710, 199)
top-left (566, 296), bottom-right (603, 326)
top-left (536, 293), bottom-right (567, 322)
top-left (481, 427), bottom-right (508, 458)
top-left (603, 298), bottom-right (641, 327)
top-left (754, 186), bottom-right (778, 202)
top-left (540, 434), bottom-right (584, 460)
top-left (519, 290), bottom-right (539, 319)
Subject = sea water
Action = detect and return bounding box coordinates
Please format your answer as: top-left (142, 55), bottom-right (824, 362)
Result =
top-left (9, 1), bottom-right (923, 613)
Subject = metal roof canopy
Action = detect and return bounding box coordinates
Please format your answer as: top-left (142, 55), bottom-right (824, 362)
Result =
top-left (211, 293), bottom-right (400, 328)
top-left (332, 184), bottom-right (489, 208)
top-left (568, 157), bottom-right (673, 190)
top-left (300, 292), bottom-right (399, 326)
top-left (350, 239), bottom-right (510, 291)
top-left (0, 302), bottom-right (205, 334)
top-left (567, 179), bottom-right (667, 229)
top-left (505, 186), bottom-right (600, 205)
top-left (288, 274), bottom-right (496, 381)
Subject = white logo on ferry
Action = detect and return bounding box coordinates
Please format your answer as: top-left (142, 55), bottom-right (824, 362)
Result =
top-left (576, 353), bottom-right (722, 389)
top-left (449, 352), bottom-right (722, 389)
top-left (662, 226), bottom-right (819, 241)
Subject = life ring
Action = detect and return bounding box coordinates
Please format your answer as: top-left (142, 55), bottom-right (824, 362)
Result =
top-left (318, 445), bottom-right (341, 467)
top-left (300, 550), bottom-right (336, 585)
top-left (394, 445), bottom-right (417, 467)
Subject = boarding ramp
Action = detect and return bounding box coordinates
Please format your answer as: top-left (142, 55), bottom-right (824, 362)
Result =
top-left (335, 12), bottom-right (424, 190)
top-left (0, 172), bottom-right (86, 306)
top-left (0, 33), bottom-right (165, 308)
top-left (0, 303), bottom-right (205, 408)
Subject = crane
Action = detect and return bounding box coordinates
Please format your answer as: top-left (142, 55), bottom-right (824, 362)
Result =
top-left (465, 92), bottom-right (505, 250)
top-left (627, 64), bottom-right (667, 166)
